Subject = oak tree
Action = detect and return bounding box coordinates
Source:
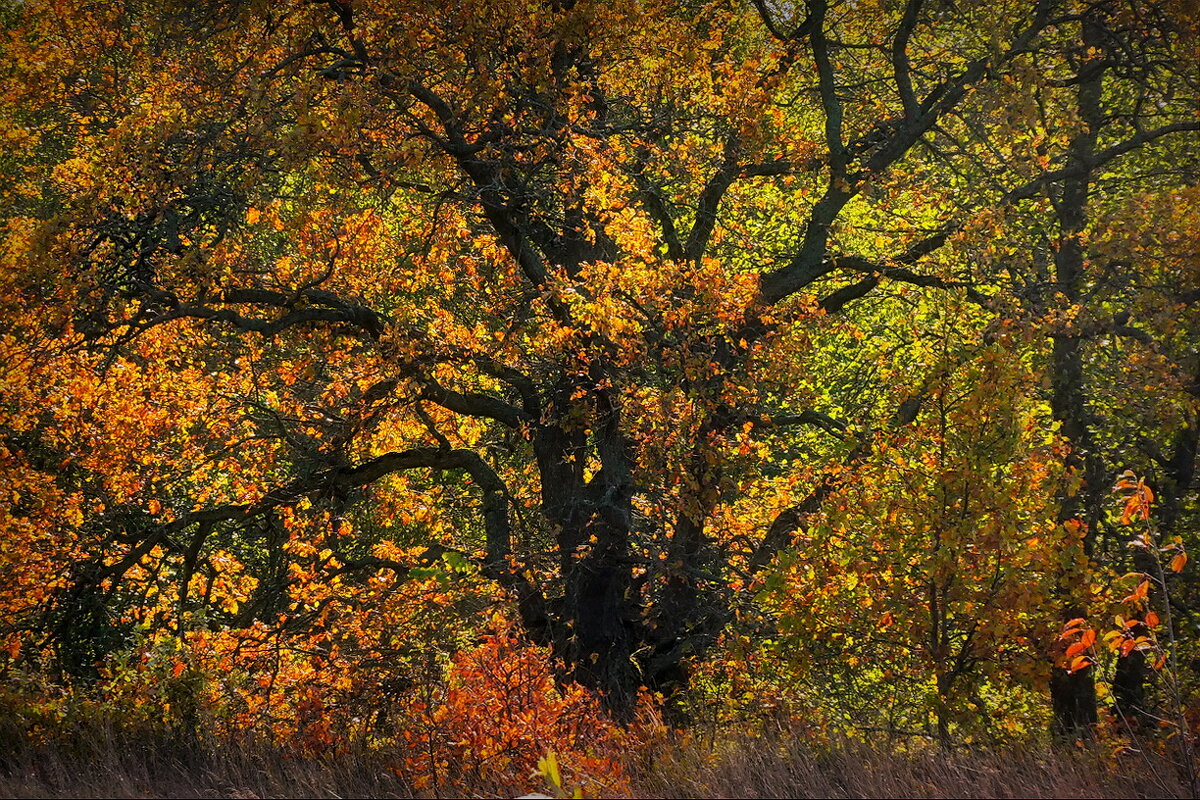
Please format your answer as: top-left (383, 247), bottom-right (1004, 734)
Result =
top-left (1, 0), bottom-right (1197, 729)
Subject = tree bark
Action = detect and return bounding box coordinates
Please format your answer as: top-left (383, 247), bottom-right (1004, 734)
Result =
top-left (1047, 13), bottom-right (1106, 740)
top-left (533, 380), bottom-right (643, 716)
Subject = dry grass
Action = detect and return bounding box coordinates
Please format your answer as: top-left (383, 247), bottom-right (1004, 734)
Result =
top-left (2, 720), bottom-right (1195, 798)
top-left (635, 733), bottom-right (1196, 799)
top-left (0, 724), bottom-right (416, 799)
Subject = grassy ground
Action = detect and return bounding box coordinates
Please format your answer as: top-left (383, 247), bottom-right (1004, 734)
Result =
top-left (639, 734), bottom-right (1194, 799)
top-left (0, 730), bottom-right (414, 799)
top-left (1, 722), bottom-right (1193, 798)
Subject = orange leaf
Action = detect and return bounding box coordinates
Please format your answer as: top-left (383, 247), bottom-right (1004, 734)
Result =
top-left (1065, 641), bottom-right (1089, 659)
top-left (1121, 495), bottom-right (1140, 525)
top-left (1123, 579), bottom-right (1150, 604)
top-left (1170, 552), bottom-right (1187, 573)
top-left (1080, 628), bottom-right (1096, 648)
top-left (1145, 611), bottom-right (1159, 628)
top-left (171, 660), bottom-right (185, 677)
top-left (1068, 655), bottom-right (1092, 673)
top-left (1060, 617), bottom-right (1086, 637)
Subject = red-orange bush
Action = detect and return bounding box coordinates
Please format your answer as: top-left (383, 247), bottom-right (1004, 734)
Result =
top-left (394, 624), bottom-right (648, 795)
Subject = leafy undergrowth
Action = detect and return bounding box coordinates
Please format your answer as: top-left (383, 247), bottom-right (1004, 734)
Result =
top-left (2, 620), bottom-right (1194, 798)
top-left (0, 626), bottom-right (648, 798)
top-left (2, 723), bottom-right (1194, 799)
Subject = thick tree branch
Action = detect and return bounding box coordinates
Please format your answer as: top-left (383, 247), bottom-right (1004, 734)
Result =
top-left (751, 408), bottom-right (849, 438)
top-left (1007, 119), bottom-right (1200, 203)
top-left (116, 445), bottom-right (548, 637)
top-left (631, 166), bottom-right (685, 262)
top-left (749, 390), bottom-right (926, 572)
top-left (685, 137), bottom-right (741, 263)
top-left (133, 287), bottom-right (387, 339)
top-left (819, 275), bottom-right (879, 314)
top-left (750, 0), bottom-right (816, 42)
top-left (810, 0), bottom-right (846, 177)
top-left (394, 79), bottom-right (557, 290)
top-left (892, 0), bottom-right (923, 120)
top-left (760, 3), bottom-right (1055, 308)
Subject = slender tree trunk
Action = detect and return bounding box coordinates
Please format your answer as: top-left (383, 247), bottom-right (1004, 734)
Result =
top-left (1115, 413), bottom-right (1200, 727)
top-left (1047, 14), bottom-right (1106, 740)
top-left (1159, 415), bottom-right (1199, 535)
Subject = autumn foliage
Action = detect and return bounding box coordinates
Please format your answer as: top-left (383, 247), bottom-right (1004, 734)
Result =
top-left (2, 0), bottom-right (1200, 795)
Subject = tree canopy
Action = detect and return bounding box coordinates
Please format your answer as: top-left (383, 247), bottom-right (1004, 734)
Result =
top-left (2, 0), bottom-right (1199, 750)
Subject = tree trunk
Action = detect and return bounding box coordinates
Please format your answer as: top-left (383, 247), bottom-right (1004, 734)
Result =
top-left (534, 381), bottom-right (643, 717)
top-left (561, 510), bottom-right (640, 715)
top-left (1047, 14), bottom-right (1106, 740)
top-left (1116, 415), bottom-right (1199, 728)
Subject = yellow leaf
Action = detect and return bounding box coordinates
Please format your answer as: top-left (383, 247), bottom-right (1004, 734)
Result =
top-left (536, 751), bottom-right (562, 790)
